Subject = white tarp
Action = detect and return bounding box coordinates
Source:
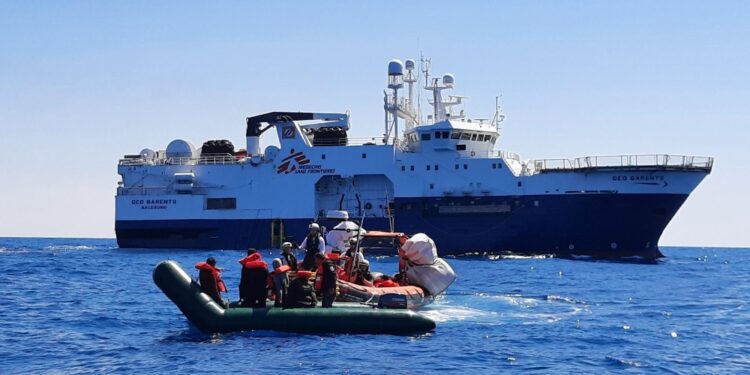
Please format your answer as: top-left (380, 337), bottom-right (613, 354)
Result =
top-left (405, 258), bottom-right (456, 296)
top-left (401, 233), bottom-right (438, 265)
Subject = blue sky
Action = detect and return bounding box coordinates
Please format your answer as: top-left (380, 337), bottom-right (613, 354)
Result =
top-left (1, 1), bottom-right (748, 246)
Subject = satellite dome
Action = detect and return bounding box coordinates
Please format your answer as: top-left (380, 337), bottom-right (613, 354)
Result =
top-left (139, 148), bottom-right (155, 161)
top-left (264, 145), bottom-right (280, 161)
top-left (405, 59), bottom-right (416, 70)
top-left (166, 139), bottom-right (196, 159)
top-left (442, 73), bottom-right (454, 87)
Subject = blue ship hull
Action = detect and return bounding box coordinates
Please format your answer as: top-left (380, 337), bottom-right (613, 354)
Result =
top-left (116, 193), bottom-right (689, 259)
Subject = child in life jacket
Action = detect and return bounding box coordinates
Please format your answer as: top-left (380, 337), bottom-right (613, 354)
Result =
top-left (269, 258), bottom-right (291, 307)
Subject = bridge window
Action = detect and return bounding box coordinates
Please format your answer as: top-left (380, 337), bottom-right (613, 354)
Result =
top-left (460, 133), bottom-right (471, 141)
top-left (451, 132), bottom-right (460, 140)
top-left (421, 133), bottom-right (431, 141)
top-left (207, 198), bottom-right (236, 210)
top-left (434, 131), bottom-right (441, 139)
top-left (442, 131), bottom-right (449, 138)
top-left (471, 133), bottom-right (477, 141)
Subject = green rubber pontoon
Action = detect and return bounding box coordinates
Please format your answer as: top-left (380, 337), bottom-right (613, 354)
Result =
top-left (153, 260), bottom-right (436, 335)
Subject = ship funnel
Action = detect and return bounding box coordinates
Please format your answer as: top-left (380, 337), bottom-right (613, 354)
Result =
top-left (245, 117), bottom-right (261, 155)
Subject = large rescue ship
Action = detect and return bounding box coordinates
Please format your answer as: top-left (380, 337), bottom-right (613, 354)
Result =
top-left (116, 58), bottom-right (713, 258)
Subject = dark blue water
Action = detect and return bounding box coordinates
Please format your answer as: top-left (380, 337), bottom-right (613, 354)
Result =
top-left (1, 238), bottom-right (748, 374)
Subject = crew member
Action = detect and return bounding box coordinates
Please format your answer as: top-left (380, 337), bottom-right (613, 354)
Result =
top-left (238, 249), bottom-right (269, 308)
top-left (300, 223), bottom-right (325, 270)
top-left (325, 220), bottom-right (358, 255)
top-left (353, 259), bottom-right (374, 287)
top-left (269, 258), bottom-right (291, 307)
top-left (280, 242), bottom-right (298, 271)
top-left (284, 271), bottom-right (317, 308)
top-left (195, 257), bottom-right (227, 308)
top-left (314, 253), bottom-right (338, 308)
top-left (344, 238), bottom-right (365, 278)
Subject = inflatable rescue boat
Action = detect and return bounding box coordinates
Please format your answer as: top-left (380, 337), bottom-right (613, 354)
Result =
top-left (333, 231), bottom-right (456, 308)
top-left (153, 260), bottom-right (436, 335)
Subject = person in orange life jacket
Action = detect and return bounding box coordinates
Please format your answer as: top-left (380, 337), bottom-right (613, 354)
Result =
top-left (238, 249), bottom-right (269, 308)
top-left (373, 274), bottom-right (400, 288)
top-left (195, 257), bottom-right (227, 308)
top-left (353, 259), bottom-right (374, 287)
top-left (284, 271), bottom-right (317, 308)
top-left (280, 242), bottom-right (298, 272)
top-left (313, 253), bottom-right (338, 307)
top-left (269, 258), bottom-right (291, 307)
top-left (300, 223), bottom-right (325, 271)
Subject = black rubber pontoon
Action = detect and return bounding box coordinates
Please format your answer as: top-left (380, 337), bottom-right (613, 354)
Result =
top-left (153, 260), bottom-right (436, 335)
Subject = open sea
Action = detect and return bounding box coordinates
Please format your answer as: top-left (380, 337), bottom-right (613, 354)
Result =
top-left (0, 238), bottom-right (748, 374)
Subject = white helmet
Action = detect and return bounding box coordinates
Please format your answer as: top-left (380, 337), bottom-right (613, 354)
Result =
top-left (309, 223), bottom-right (320, 231)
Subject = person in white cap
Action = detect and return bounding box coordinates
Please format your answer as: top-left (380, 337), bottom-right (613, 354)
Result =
top-left (300, 223), bottom-right (325, 270)
top-left (279, 242), bottom-right (298, 271)
top-left (353, 258), bottom-right (374, 287)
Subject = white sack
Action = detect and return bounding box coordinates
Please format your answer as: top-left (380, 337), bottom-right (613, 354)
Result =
top-left (401, 233), bottom-right (438, 265)
top-left (405, 258), bottom-right (456, 296)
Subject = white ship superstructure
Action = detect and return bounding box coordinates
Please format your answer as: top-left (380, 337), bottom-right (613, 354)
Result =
top-left (116, 59), bottom-right (713, 258)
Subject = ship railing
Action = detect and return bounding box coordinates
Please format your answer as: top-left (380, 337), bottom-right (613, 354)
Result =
top-left (458, 150), bottom-right (521, 161)
top-left (531, 154), bottom-right (714, 172)
top-left (117, 186), bottom-right (172, 196)
top-left (118, 154), bottom-right (240, 166)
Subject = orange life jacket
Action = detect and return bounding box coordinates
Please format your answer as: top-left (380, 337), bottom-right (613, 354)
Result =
top-left (295, 270), bottom-right (313, 279)
top-left (238, 253), bottom-right (268, 269)
top-left (267, 265), bottom-right (291, 299)
top-left (195, 261), bottom-right (227, 293)
top-left (314, 262), bottom-right (343, 290)
top-left (314, 264), bottom-right (324, 290)
top-left (374, 279), bottom-right (400, 288)
top-left (274, 264), bottom-right (292, 274)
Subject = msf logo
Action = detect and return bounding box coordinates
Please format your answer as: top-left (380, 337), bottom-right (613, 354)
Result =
top-left (277, 149), bottom-right (310, 174)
